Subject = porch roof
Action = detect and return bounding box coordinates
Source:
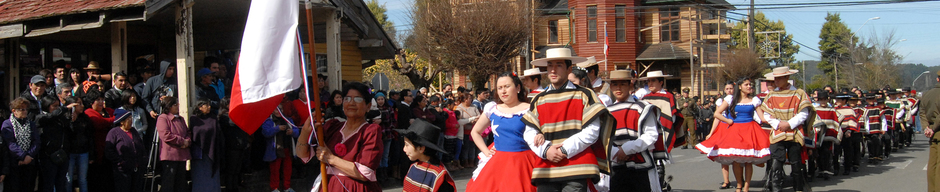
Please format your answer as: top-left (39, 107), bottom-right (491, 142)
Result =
top-left (0, 0), bottom-right (144, 25)
top-left (636, 43), bottom-right (690, 61)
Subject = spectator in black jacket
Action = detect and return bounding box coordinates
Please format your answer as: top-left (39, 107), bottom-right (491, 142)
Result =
top-left (105, 71), bottom-right (131, 109)
top-left (62, 96), bottom-right (94, 192)
top-left (37, 96), bottom-right (76, 192)
top-left (219, 99), bottom-right (250, 192)
top-left (21, 75), bottom-right (48, 121)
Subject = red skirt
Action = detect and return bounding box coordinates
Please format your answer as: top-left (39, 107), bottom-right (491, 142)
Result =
top-left (466, 150), bottom-right (543, 192)
top-left (696, 121), bottom-right (771, 164)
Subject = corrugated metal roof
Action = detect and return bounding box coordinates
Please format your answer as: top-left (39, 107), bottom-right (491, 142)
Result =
top-left (643, 0), bottom-right (735, 9)
top-left (539, 0), bottom-right (568, 15)
top-left (0, 0), bottom-right (145, 25)
top-left (636, 43), bottom-right (690, 61)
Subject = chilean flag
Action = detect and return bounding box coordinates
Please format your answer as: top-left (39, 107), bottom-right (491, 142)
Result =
top-left (229, 0), bottom-right (303, 134)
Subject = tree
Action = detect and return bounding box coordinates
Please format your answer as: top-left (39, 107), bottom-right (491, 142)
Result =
top-left (366, 0), bottom-right (396, 43)
top-left (409, 0), bottom-right (532, 87)
top-left (710, 49), bottom-right (767, 84)
top-left (852, 29), bottom-right (903, 90)
top-left (728, 11), bottom-right (799, 66)
top-left (363, 50), bottom-right (436, 90)
top-left (816, 12), bottom-right (857, 88)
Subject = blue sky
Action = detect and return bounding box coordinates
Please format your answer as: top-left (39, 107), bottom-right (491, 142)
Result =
top-left (377, 0), bottom-right (940, 66)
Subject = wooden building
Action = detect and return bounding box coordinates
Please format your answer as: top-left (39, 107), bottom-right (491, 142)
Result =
top-left (531, 0), bottom-right (733, 97)
top-left (0, 0), bottom-right (396, 119)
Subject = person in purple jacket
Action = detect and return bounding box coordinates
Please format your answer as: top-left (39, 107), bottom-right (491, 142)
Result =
top-left (262, 104), bottom-right (300, 192)
top-left (2, 98), bottom-right (40, 192)
top-left (155, 97), bottom-right (191, 192)
top-left (105, 108), bottom-right (146, 192)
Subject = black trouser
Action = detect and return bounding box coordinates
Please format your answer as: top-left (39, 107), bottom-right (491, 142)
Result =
top-left (89, 160), bottom-right (116, 192)
top-left (884, 129), bottom-right (894, 157)
top-left (161, 161), bottom-right (189, 192)
top-left (842, 133), bottom-right (862, 171)
top-left (867, 134), bottom-right (883, 160)
top-left (610, 167), bottom-right (654, 192)
top-left (536, 179), bottom-right (589, 192)
top-left (6, 162), bottom-right (37, 192)
top-left (223, 150), bottom-right (247, 192)
top-left (815, 141), bottom-right (833, 174)
top-left (771, 141), bottom-right (805, 192)
top-left (40, 159), bottom-right (69, 192)
top-left (832, 142), bottom-right (843, 172)
top-left (113, 168), bottom-right (143, 192)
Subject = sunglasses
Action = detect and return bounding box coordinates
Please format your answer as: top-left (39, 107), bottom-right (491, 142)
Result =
top-left (344, 96), bottom-right (365, 103)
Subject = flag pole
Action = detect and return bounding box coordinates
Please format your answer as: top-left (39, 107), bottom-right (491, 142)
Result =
top-left (303, 1), bottom-right (327, 192)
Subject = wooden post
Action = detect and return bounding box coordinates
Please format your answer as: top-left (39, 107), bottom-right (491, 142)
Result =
top-left (304, 1), bottom-right (327, 191)
top-left (175, 0), bottom-right (195, 123)
top-left (111, 21), bottom-right (128, 75)
top-left (326, 10), bottom-right (342, 91)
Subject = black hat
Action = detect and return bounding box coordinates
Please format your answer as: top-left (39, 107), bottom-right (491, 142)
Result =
top-left (903, 87), bottom-right (912, 92)
top-left (816, 91), bottom-right (829, 100)
top-left (865, 92), bottom-right (878, 99)
top-left (395, 119), bottom-right (448, 154)
top-left (833, 93), bottom-right (852, 100)
top-left (877, 97), bottom-right (886, 103)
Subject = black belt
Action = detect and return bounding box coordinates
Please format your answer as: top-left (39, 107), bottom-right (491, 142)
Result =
top-left (931, 139), bottom-right (940, 144)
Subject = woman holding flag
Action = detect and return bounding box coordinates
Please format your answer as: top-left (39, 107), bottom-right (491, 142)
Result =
top-left (297, 82), bottom-right (384, 192)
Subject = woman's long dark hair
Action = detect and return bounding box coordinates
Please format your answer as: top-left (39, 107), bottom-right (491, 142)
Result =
top-left (411, 94), bottom-right (426, 109)
top-left (121, 90), bottom-right (141, 110)
top-left (327, 90), bottom-right (343, 106)
top-left (727, 78), bottom-right (753, 119)
top-left (495, 72), bottom-right (529, 104)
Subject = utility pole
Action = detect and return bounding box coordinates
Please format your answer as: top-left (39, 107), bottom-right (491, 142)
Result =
top-left (747, 0), bottom-right (755, 52)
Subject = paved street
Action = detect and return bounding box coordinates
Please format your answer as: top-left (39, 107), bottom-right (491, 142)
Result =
top-left (383, 137), bottom-right (931, 192)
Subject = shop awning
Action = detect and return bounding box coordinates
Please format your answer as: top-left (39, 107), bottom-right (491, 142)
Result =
top-left (0, 0), bottom-right (145, 39)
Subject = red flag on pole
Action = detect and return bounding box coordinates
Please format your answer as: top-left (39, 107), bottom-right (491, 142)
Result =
top-left (229, 0), bottom-right (303, 133)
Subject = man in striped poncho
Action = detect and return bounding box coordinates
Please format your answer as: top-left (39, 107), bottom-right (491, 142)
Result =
top-left (759, 66), bottom-right (815, 192)
top-left (523, 48), bottom-right (614, 192)
top-left (833, 93), bottom-right (860, 175)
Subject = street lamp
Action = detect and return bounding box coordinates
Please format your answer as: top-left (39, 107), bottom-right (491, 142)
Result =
top-left (855, 17), bottom-right (881, 34)
top-left (913, 71), bottom-right (930, 90)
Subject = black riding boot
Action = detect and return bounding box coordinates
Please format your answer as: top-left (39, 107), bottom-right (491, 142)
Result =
top-left (770, 159), bottom-right (785, 192)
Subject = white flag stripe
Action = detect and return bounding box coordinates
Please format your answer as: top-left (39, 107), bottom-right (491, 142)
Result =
top-left (236, 0), bottom-right (302, 103)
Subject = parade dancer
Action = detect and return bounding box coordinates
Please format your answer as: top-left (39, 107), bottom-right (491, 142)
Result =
top-left (466, 72), bottom-right (542, 192)
top-left (709, 81), bottom-right (736, 190)
top-left (886, 90), bottom-right (906, 150)
top-left (606, 70), bottom-right (661, 191)
top-left (902, 87), bottom-right (918, 147)
top-left (833, 93), bottom-right (860, 175)
top-left (522, 48), bottom-right (614, 192)
top-left (862, 92), bottom-right (885, 164)
top-left (879, 93), bottom-right (896, 159)
top-left (397, 120), bottom-right (456, 192)
top-left (697, 77), bottom-right (770, 192)
top-left (637, 70), bottom-right (684, 191)
top-left (760, 66), bottom-right (815, 192)
top-left (522, 68), bottom-right (547, 100)
top-left (578, 56), bottom-right (611, 97)
top-left (812, 92), bottom-right (841, 180)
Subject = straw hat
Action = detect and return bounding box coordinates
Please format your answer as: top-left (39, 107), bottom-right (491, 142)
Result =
top-left (763, 66), bottom-right (799, 78)
top-left (639, 70), bottom-right (672, 80)
top-left (522, 68), bottom-right (546, 77)
top-left (531, 48), bottom-right (587, 67)
top-left (576, 56), bottom-right (598, 68)
top-left (608, 70), bottom-right (636, 81)
top-left (84, 61), bottom-right (101, 70)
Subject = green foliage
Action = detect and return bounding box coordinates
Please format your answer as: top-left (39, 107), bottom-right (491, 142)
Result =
top-left (728, 12), bottom-right (799, 66)
top-left (816, 12), bottom-right (857, 85)
top-left (366, 0), bottom-right (396, 42)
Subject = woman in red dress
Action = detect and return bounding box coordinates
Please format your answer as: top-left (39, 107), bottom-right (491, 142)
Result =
top-left (297, 82), bottom-right (384, 192)
top-left (696, 78), bottom-right (770, 192)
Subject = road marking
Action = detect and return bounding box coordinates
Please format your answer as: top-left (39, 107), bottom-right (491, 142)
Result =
top-left (888, 159), bottom-right (913, 169)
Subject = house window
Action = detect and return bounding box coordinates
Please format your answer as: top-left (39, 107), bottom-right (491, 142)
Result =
top-left (615, 5), bottom-right (626, 42)
top-left (548, 20), bottom-right (559, 44)
top-left (660, 7), bottom-right (680, 42)
top-left (587, 5), bottom-right (597, 42)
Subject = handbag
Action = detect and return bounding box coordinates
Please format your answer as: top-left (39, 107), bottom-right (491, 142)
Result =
top-left (50, 133), bottom-right (68, 165)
